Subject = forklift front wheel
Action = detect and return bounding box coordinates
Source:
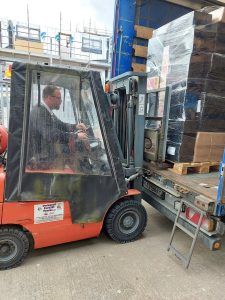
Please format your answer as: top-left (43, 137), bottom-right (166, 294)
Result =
top-left (0, 227), bottom-right (30, 270)
top-left (104, 199), bottom-right (147, 243)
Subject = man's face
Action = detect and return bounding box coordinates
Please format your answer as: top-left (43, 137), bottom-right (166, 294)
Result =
top-left (50, 89), bottom-right (62, 110)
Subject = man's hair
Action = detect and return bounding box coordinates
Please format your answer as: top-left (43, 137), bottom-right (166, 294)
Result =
top-left (42, 85), bottom-right (59, 99)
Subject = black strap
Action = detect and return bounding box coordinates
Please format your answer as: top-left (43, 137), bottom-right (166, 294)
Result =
top-left (37, 72), bottom-right (41, 106)
top-left (63, 87), bottom-right (66, 111)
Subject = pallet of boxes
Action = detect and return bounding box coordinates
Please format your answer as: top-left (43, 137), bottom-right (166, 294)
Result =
top-left (146, 7), bottom-right (225, 175)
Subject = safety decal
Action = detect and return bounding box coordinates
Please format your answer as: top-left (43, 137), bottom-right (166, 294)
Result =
top-left (34, 202), bottom-right (64, 224)
top-left (138, 94), bottom-right (145, 115)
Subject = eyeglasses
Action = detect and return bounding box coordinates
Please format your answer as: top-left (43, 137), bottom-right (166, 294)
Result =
top-left (51, 95), bottom-right (61, 100)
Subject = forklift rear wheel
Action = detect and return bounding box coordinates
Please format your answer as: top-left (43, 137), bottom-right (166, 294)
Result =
top-left (0, 227), bottom-right (30, 270)
top-left (104, 199), bottom-right (147, 243)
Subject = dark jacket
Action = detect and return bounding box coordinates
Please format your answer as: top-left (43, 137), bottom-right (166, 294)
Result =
top-left (27, 104), bottom-right (74, 168)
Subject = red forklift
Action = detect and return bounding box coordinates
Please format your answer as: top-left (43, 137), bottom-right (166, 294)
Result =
top-left (0, 62), bottom-right (147, 270)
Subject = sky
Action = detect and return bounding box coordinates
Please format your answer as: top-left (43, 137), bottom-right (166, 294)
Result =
top-left (1, 0), bottom-right (115, 32)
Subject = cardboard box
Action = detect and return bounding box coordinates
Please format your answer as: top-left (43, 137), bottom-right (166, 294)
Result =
top-left (188, 52), bottom-right (225, 80)
top-left (193, 132), bottom-right (225, 162)
top-left (210, 7), bottom-right (225, 24)
top-left (194, 23), bottom-right (225, 54)
top-left (166, 132), bottom-right (225, 163)
top-left (166, 135), bottom-right (196, 162)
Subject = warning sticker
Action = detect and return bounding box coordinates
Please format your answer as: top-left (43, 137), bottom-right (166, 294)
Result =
top-left (147, 77), bottom-right (159, 91)
top-left (167, 146), bottom-right (176, 156)
top-left (138, 94), bottom-right (145, 115)
top-left (34, 202), bottom-right (64, 224)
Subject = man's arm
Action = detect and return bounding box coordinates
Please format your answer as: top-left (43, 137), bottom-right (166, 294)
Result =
top-left (30, 106), bottom-right (71, 144)
top-left (52, 114), bottom-right (87, 133)
top-left (30, 106), bottom-right (88, 145)
top-left (52, 114), bottom-right (75, 132)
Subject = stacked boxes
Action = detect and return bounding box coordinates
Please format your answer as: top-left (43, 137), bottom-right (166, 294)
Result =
top-left (132, 25), bottom-right (153, 72)
top-left (146, 11), bottom-right (225, 162)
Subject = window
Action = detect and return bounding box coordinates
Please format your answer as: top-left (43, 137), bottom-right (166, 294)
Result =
top-left (82, 37), bottom-right (102, 54)
top-left (26, 70), bottom-right (111, 176)
top-left (16, 25), bottom-right (41, 41)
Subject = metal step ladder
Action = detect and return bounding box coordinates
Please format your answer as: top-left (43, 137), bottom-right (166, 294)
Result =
top-left (167, 199), bottom-right (204, 269)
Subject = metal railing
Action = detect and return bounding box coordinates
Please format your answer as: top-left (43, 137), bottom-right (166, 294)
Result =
top-left (0, 19), bottom-right (112, 64)
top-left (0, 20), bottom-right (113, 128)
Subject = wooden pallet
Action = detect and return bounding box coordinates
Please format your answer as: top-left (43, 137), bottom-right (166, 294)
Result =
top-left (134, 25), bottom-right (153, 40)
top-left (133, 44), bottom-right (148, 58)
top-left (132, 63), bottom-right (146, 72)
top-left (168, 161), bottom-right (220, 175)
top-left (143, 160), bottom-right (172, 171)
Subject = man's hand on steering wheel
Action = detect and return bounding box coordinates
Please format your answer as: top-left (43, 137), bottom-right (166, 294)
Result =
top-left (76, 123), bottom-right (88, 132)
top-left (69, 129), bottom-right (90, 153)
top-left (77, 131), bottom-right (88, 140)
top-left (77, 131), bottom-right (90, 151)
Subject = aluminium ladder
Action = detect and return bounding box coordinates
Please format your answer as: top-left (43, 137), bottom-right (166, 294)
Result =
top-left (167, 199), bottom-right (204, 269)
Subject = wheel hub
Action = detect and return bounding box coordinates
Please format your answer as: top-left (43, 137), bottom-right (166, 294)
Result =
top-left (123, 215), bottom-right (135, 228)
top-left (118, 210), bottom-right (140, 234)
top-left (1, 244), bottom-right (10, 254)
top-left (0, 240), bottom-right (17, 262)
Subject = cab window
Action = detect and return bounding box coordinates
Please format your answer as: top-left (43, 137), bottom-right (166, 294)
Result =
top-left (26, 71), bottom-right (111, 176)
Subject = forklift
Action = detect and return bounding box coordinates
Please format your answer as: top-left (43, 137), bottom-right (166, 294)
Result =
top-left (0, 62), bottom-right (147, 270)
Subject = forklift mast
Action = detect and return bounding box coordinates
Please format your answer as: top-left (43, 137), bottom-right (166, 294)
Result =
top-left (110, 72), bottom-right (146, 178)
top-left (109, 72), bottom-right (171, 185)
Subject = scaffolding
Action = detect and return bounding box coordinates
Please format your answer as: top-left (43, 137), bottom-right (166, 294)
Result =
top-left (0, 17), bottom-right (113, 127)
top-left (0, 18), bottom-right (112, 72)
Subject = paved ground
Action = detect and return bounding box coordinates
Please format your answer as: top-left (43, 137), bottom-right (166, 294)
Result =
top-left (1, 203), bottom-right (225, 300)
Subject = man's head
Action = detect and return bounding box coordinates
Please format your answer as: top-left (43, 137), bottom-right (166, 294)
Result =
top-left (43, 85), bottom-right (62, 110)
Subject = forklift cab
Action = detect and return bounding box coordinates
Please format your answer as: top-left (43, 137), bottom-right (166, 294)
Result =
top-left (0, 63), bottom-right (147, 270)
top-left (25, 68), bottom-right (111, 175)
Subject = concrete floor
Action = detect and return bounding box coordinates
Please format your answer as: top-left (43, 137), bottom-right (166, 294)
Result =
top-left (1, 203), bottom-right (225, 300)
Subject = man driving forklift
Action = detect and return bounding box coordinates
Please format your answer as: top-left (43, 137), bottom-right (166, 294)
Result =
top-left (27, 85), bottom-right (88, 170)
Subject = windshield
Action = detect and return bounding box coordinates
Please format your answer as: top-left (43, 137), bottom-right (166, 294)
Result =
top-left (26, 70), bottom-right (111, 176)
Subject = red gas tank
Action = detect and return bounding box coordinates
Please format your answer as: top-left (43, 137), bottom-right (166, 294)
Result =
top-left (0, 126), bottom-right (8, 154)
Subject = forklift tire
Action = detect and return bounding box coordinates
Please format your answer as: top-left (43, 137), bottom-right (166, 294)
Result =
top-left (0, 227), bottom-right (30, 270)
top-left (104, 199), bottom-right (147, 243)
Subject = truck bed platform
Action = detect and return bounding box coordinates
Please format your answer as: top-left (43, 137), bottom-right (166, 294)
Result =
top-left (142, 167), bottom-right (224, 250)
top-left (149, 167), bottom-right (219, 202)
